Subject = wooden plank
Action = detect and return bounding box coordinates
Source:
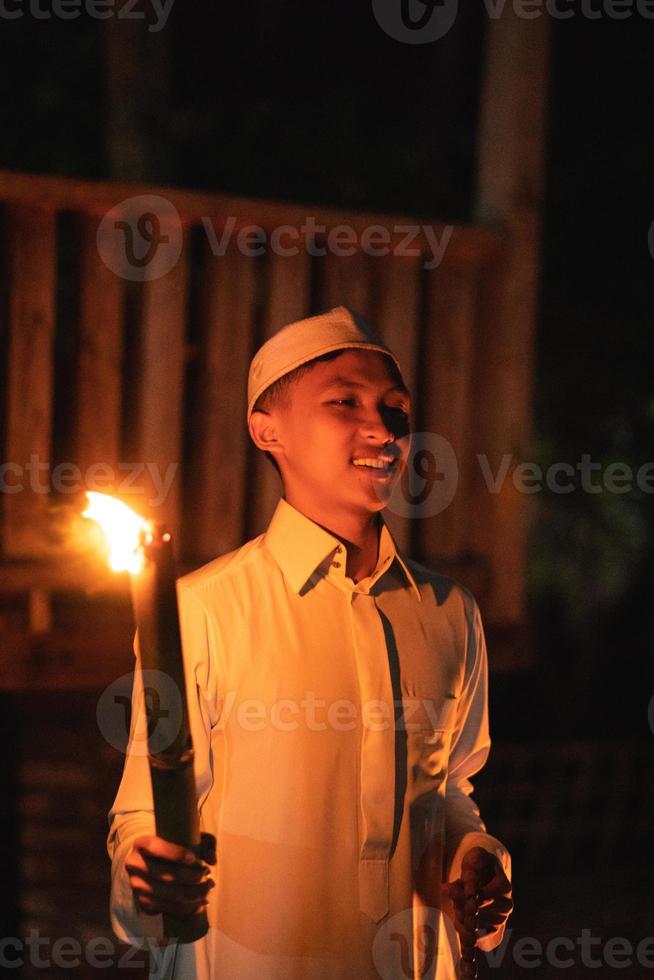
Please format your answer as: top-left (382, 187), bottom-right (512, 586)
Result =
top-left (74, 212), bottom-right (125, 489)
top-left (184, 246), bottom-right (256, 560)
top-left (247, 249), bottom-right (311, 537)
top-left (371, 254), bottom-right (422, 556)
top-left (419, 256), bottom-right (479, 562)
top-left (0, 169), bottom-right (504, 264)
top-left (128, 217), bottom-right (189, 540)
top-left (2, 206), bottom-right (56, 559)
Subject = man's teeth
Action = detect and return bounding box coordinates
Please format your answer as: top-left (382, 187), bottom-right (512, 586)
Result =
top-left (353, 458), bottom-right (394, 469)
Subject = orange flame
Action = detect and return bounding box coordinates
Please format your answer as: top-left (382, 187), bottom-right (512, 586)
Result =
top-left (82, 492), bottom-right (150, 574)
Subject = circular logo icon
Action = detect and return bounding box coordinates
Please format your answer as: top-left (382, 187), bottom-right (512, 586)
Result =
top-left (372, 0), bottom-right (459, 44)
top-left (373, 905), bottom-right (448, 980)
top-left (96, 194), bottom-right (183, 282)
top-left (96, 669), bottom-right (184, 756)
top-left (381, 431), bottom-right (458, 518)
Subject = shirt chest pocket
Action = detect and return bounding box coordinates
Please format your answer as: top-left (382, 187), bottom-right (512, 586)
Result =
top-left (405, 693), bottom-right (459, 785)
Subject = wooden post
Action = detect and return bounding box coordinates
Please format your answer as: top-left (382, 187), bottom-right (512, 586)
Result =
top-left (2, 206), bottom-right (56, 559)
top-left (469, 11), bottom-right (551, 627)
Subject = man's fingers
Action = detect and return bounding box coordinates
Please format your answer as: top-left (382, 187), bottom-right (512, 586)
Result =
top-left (125, 850), bottom-right (211, 886)
top-left (130, 868), bottom-right (214, 898)
top-left (478, 899), bottom-right (513, 929)
top-left (126, 834), bottom-right (217, 919)
top-left (478, 893), bottom-right (513, 914)
top-left (133, 835), bottom-right (207, 866)
top-left (135, 891), bottom-right (209, 918)
top-left (478, 909), bottom-right (510, 931)
top-left (130, 875), bottom-right (212, 917)
top-left (198, 832), bottom-right (217, 865)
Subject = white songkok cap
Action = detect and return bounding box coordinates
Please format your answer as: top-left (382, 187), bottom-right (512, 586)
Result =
top-left (246, 305), bottom-right (405, 424)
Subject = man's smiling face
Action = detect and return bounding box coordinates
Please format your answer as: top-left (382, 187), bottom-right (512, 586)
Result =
top-left (266, 349), bottom-right (412, 516)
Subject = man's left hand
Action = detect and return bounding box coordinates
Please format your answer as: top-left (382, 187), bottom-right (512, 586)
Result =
top-left (441, 845), bottom-right (513, 949)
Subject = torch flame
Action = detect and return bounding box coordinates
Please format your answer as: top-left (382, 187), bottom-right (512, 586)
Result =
top-left (82, 491), bottom-right (150, 574)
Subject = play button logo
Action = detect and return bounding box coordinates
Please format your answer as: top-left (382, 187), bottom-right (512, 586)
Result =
top-left (372, 0), bottom-right (459, 43)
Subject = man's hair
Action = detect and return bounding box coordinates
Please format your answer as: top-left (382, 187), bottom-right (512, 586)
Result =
top-left (251, 347), bottom-right (405, 479)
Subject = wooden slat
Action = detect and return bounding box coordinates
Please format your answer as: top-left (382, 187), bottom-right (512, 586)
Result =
top-left (419, 256), bottom-right (479, 562)
top-left (74, 212), bottom-right (125, 484)
top-left (372, 255), bottom-right (422, 555)
top-left (184, 247), bottom-right (255, 560)
top-left (129, 217), bottom-right (189, 540)
top-left (373, 254), bottom-right (421, 400)
top-left (2, 206), bottom-right (56, 558)
top-left (247, 249), bottom-right (311, 536)
top-left (318, 248), bottom-right (373, 314)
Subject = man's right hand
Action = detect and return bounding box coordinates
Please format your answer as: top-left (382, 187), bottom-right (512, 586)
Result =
top-left (125, 832), bottom-right (217, 918)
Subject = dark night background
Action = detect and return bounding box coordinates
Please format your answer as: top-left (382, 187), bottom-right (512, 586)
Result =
top-left (0, 2), bottom-right (652, 976)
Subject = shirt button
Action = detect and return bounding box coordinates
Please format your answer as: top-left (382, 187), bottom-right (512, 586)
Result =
top-left (336, 545), bottom-right (343, 553)
top-left (332, 560), bottom-right (341, 568)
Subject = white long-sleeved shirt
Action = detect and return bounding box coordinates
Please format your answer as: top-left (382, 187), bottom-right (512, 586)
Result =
top-left (107, 495), bottom-right (512, 979)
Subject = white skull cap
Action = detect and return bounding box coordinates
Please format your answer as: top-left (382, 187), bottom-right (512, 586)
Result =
top-left (247, 305), bottom-right (405, 424)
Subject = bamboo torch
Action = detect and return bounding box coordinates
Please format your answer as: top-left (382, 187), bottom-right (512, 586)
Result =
top-left (83, 491), bottom-right (208, 944)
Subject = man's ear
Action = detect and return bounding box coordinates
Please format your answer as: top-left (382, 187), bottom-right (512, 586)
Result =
top-left (248, 409), bottom-right (285, 461)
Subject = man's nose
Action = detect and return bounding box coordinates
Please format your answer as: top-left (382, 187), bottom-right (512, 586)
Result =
top-left (359, 407), bottom-right (409, 442)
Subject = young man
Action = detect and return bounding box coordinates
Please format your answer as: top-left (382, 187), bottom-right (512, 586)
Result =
top-left (108, 305), bottom-right (513, 979)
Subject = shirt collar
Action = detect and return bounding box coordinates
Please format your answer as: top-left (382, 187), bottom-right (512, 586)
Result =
top-left (264, 496), bottom-right (421, 601)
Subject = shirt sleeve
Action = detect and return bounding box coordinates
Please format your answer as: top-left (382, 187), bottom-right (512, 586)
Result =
top-left (106, 584), bottom-right (219, 948)
top-left (442, 590), bottom-right (512, 952)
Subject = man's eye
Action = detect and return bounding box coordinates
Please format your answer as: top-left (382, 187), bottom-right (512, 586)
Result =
top-left (329, 398), bottom-right (356, 407)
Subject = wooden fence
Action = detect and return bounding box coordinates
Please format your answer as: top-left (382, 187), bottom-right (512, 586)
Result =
top-left (0, 169), bottom-right (533, 674)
